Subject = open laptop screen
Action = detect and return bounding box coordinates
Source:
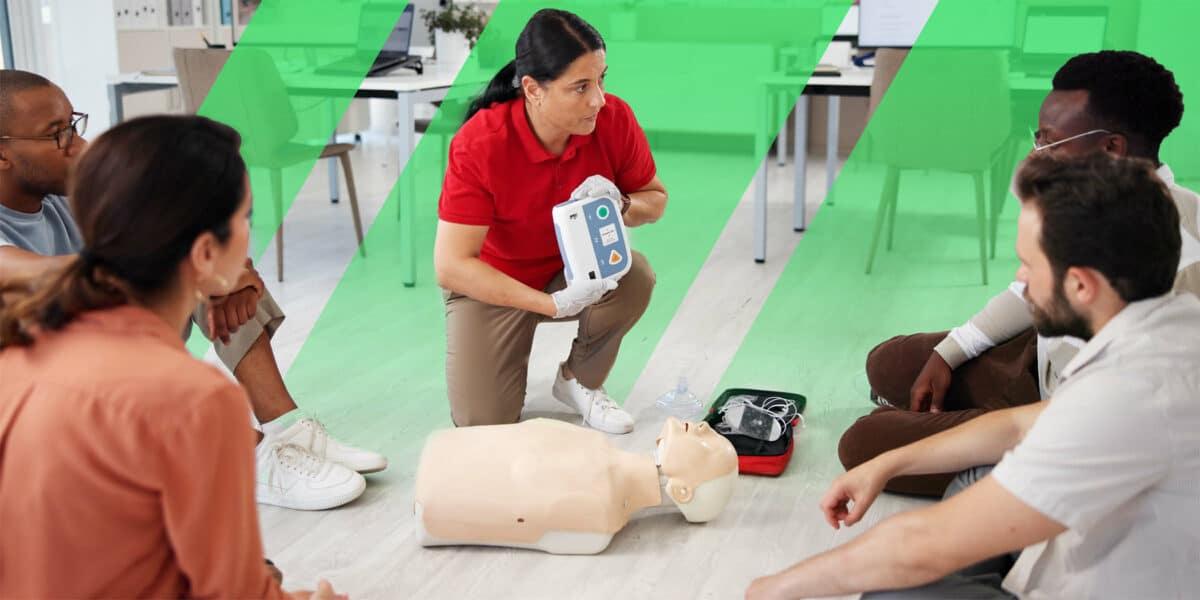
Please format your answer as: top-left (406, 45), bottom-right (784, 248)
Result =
top-left (358, 4), bottom-right (413, 56)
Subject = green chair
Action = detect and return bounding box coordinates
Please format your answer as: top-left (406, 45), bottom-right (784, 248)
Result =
top-left (174, 47), bottom-right (366, 282)
top-left (864, 48), bottom-right (1013, 285)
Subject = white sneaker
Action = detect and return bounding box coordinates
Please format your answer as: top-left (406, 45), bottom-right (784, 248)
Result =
top-left (552, 366), bottom-right (635, 434)
top-left (255, 442), bottom-right (366, 511)
top-left (266, 417), bottom-right (388, 474)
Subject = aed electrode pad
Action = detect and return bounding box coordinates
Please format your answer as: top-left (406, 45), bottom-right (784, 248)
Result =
top-left (552, 194), bottom-right (632, 284)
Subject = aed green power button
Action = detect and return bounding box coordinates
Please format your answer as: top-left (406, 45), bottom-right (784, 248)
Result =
top-left (596, 205), bottom-right (610, 219)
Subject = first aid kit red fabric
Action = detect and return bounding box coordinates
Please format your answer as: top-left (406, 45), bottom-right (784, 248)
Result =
top-left (704, 388), bottom-right (806, 477)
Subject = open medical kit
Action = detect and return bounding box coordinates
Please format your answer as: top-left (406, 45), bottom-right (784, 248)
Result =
top-left (704, 388), bottom-right (807, 477)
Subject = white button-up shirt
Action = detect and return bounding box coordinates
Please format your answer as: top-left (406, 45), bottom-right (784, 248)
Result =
top-left (992, 293), bottom-right (1200, 599)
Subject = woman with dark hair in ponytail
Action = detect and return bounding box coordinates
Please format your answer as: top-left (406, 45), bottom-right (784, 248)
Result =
top-left (0, 116), bottom-right (344, 600)
top-left (435, 9), bottom-right (667, 433)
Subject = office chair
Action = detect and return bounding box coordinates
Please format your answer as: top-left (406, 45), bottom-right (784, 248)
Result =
top-left (864, 48), bottom-right (1012, 285)
top-left (173, 47), bottom-right (366, 282)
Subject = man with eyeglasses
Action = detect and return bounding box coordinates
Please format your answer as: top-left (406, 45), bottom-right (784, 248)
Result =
top-left (837, 50), bottom-right (1200, 498)
top-left (750, 152), bottom-right (1200, 600)
top-left (0, 69), bottom-right (386, 512)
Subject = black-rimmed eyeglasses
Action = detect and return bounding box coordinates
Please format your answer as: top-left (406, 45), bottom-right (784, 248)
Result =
top-left (0, 112), bottom-right (88, 150)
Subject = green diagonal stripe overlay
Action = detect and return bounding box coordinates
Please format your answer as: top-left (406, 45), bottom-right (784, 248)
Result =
top-left (280, 0), bottom-right (848, 438)
top-left (201, 0), bottom-right (403, 259)
top-left (719, 0), bottom-right (1200, 424)
top-left (184, 0), bottom-right (407, 356)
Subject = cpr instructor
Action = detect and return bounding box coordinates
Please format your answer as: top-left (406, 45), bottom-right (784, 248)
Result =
top-left (434, 9), bottom-right (667, 432)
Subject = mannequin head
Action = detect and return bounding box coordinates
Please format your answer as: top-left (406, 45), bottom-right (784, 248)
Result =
top-left (655, 418), bottom-right (739, 523)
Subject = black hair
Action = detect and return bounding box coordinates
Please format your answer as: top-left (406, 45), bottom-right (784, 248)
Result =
top-left (0, 115), bottom-right (246, 347)
top-left (1052, 51), bottom-right (1184, 159)
top-left (1015, 153), bottom-right (1180, 303)
top-left (464, 9), bottom-right (604, 123)
top-left (0, 69), bottom-right (56, 135)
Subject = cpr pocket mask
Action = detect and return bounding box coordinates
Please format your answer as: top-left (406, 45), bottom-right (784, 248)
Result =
top-left (552, 194), bottom-right (632, 285)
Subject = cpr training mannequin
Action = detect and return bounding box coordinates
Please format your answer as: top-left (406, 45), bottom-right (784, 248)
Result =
top-left (414, 417), bottom-right (738, 554)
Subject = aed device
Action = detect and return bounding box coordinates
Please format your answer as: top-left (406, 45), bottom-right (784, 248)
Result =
top-left (552, 194), bottom-right (632, 284)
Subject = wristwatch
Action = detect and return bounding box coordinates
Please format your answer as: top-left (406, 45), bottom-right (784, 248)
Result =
top-left (620, 193), bottom-right (632, 215)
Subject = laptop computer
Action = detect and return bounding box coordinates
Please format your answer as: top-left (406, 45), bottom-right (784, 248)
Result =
top-left (317, 4), bottom-right (423, 77)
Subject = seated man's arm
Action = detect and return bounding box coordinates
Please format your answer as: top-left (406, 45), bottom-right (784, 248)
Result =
top-left (912, 283), bottom-right (1034, 412)
top-left (876, 399), bottom-right (1046, 479)
top-left (822, 401), bottom-right (1047, 531)
top-left (205, 259), bottom-right (265, 344)
top-left (934, 282), bottom-right (1034, 368)
top-left (752, 373), bottom-right (1167, 599)
top-left (0, 245), bottom-right (75, 286)
top-left (748, 476), bottom-right (1065, 599)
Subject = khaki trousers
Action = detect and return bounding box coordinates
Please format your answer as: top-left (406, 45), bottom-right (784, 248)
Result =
top-left (444, 251), bottom-right (655, 427)
top-left (190, 288), bottom-right (286, 371)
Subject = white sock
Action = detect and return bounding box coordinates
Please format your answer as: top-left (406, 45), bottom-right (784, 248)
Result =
top-left (261, 408), bottom-right (302, 438)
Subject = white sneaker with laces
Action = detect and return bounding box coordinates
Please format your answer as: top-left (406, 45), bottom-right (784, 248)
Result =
top-left (255, 442), bottom-right (366, 511)
top-left (869, 390), bottom-right (898, 409)
top-left (265, 417), bottom-right (388, 474)
top-left (551, 365), bottom-right (635, 434)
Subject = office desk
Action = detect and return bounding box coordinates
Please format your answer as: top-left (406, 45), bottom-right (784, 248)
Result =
top-left (750, 69), bottom-right (1054, 262)
top-left (1008, 72), bottom-right (1053, 93)
top-left (106, 73), bottom-right (180, 123)
top-left (754, 68), bottom-right (874, 262)
top-left (107, 61), bottom-right (468, 286)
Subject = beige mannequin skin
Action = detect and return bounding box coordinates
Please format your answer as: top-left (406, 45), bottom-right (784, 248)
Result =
top-left (414, 417), bottom-right (738, 554)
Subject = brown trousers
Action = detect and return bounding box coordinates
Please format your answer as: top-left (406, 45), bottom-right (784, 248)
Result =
top-left (838, 328), bottom-right (1039, 496)
top-left (444, 251), bottom-right (655, 427)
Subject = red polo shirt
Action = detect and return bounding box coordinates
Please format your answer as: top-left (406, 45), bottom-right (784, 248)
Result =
top-left (438, 93), bottom-right (656, 290)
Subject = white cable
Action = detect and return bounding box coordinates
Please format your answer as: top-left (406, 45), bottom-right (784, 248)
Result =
top-left (716, 395), bottom-right (801, 442)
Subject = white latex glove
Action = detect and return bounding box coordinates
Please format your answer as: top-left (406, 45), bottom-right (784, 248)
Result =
top-left (569, 174), bottom-right (621, 202)
top-left (551, 278), bottom-right (618, 318)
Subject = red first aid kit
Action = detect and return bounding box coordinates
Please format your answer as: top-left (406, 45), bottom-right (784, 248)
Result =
top-left (703, 388), bottom-right (806, 477)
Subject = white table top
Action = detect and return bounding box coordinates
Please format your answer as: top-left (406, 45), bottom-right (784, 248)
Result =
top-left (112, 62), bottom-right (1054, 100)
top-left (107, 72), bottom-right (180, 86)
top-left (1008, 72), bottom-right (1054, 92)
top-left (763, 66), bottom-right (876, 90)
top-left (761, 67), bottom-right (1054, 94)
top-left (108, 60), bottom-right (471, 95)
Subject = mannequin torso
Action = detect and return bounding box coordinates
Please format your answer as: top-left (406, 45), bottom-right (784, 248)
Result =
top-left (414, 418), bottom-right (736, 554)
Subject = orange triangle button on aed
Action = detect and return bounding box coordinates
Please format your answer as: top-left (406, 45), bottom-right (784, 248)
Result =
top-left (608, 249), bottom-right (623, 265)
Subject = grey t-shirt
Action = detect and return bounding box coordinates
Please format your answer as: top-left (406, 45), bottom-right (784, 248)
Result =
top-left (0, 195), bottom-right (83, 256)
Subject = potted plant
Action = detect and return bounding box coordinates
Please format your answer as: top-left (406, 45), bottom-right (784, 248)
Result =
top-left (422, 1), bottom-right (488, 68)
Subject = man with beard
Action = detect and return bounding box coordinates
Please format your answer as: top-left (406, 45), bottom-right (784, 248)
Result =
top-left (838, 50), bottom-right (1200, 497)
top-left (747, 154), bottom-right (1200, 600)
